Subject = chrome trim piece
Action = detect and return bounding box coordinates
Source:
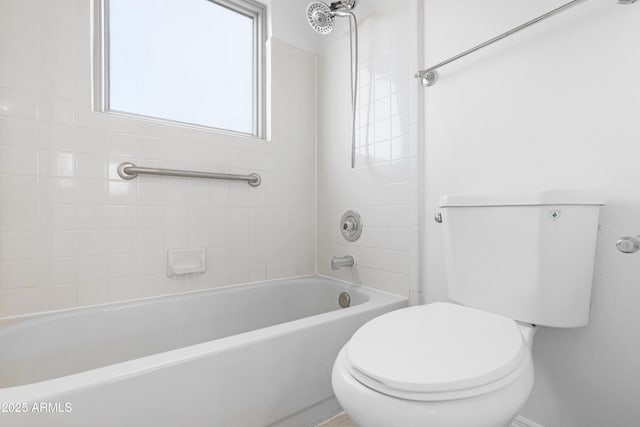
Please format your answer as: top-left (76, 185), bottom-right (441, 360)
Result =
top-left (415, 0), bottom-right (636, 87)
top-left (340, 210), bottom-right (363, 242)
top-left (117, 162), bottom-right (262, 187)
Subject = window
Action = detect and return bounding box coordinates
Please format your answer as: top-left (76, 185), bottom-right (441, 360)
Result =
top-left (94, 0), bottom-right (266, 137)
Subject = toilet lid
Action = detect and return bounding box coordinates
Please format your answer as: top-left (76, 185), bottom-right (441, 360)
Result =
top-left (345, 302), bottom-right (526, 395)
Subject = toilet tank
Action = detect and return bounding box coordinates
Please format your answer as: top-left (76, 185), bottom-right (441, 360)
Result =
top-left (439, 190), bottom-right (605, 327)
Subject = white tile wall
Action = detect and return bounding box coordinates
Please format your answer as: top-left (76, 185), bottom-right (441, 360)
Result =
top-left (316, 0), bottom-right (421, 299)
top-left (0, 1), bottom-right (316, 316)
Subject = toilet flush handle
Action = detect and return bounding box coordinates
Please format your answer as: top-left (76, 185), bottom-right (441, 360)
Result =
top-left (616, 236), bottom-right (640, 254)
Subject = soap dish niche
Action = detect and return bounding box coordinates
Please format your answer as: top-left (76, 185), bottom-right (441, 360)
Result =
top-left (167, 248), bottom-right (207, 277)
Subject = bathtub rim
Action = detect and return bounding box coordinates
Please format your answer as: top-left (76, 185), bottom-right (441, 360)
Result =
top-left (0, 274), bottom-right (403, 324)
top-left (0, 275), bottom-right (407, 401)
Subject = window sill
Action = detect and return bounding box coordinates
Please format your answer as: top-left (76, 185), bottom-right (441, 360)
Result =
top-left (102, 109), bottom-right (268, 142)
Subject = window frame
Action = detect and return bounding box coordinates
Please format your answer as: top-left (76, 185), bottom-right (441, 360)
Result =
top-left (92, 0), bottom-right (267, 139)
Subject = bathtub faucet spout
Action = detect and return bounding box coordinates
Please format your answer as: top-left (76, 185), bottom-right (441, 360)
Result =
top-left (331, 255), bottom-right (355, 270)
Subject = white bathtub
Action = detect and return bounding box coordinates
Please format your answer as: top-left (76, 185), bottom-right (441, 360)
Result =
top-left (0, 277), bottom-right (406, 427)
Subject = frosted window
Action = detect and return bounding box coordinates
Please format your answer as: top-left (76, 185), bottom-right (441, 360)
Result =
top-left (108, 0), bottom-right (259, 135)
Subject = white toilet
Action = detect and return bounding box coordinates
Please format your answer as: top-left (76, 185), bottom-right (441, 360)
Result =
top-left (332, 190), bottom-right (605, 427)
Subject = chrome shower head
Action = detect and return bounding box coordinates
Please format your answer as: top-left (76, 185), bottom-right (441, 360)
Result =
top-left (307, 2), bottom-right (335, 34)
top-left (306, 1), bottom-right (356, 35)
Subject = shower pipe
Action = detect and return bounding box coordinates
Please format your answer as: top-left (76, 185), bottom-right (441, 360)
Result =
top-left (348, 12), bottom-right (358, 169)
top-left (117, 162), bottom-right (262, 187)
top-left (415, 0), bottom-right (638, 87)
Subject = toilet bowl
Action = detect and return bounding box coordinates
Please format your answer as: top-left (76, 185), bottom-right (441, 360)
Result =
top-left (332, 302), bottom-right (536, 427)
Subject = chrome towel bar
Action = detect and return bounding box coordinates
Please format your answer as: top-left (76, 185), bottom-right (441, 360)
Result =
top-left (415, 0), bottom-right (637, 87)
top-left (117, 162), bottom-right (262, 187)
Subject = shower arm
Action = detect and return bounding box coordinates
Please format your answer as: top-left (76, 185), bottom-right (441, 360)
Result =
top-left (415, 0), bottom-right (637, 87)
top-left (330, 0), bottom-right (356, 12)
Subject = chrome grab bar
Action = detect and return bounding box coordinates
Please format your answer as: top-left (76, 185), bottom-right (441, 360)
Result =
top-left (117, 162), bottom-right (262, 187)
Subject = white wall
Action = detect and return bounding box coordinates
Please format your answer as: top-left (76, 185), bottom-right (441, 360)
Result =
top-left (423, 0), bottom-right (640, 425)
top-left (316, 0), bottom-right (421, 300)
top-left (0, 1), bottom-right (316, 316)
top-left (266, 0), bottom-right (327, 54)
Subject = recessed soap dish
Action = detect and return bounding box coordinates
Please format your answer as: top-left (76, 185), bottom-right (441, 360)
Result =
top-left (167, 248), bottom-right (207, 277)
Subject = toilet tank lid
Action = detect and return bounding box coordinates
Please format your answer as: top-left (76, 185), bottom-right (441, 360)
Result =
top-left (439, 190), bottom-right (606, 207)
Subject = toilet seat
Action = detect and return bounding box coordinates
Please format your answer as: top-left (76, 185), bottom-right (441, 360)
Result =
top-left (344, 302), bottom-right (527, 401)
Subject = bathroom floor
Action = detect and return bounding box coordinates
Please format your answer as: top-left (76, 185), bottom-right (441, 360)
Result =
top-left (317, 412), bottom-right (359, 427)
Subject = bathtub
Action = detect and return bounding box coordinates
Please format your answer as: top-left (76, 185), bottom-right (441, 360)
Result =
top-left (0, 276), bottom-right (406, 427)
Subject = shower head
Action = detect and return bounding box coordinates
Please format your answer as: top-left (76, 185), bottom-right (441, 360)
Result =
top-left (307, 2), bottom-right (334, 34)
top-left (306, 1), bottom-right (356, 35)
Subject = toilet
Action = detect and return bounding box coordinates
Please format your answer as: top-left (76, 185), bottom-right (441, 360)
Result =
top-left (332, 190), bottom-right (605, 427)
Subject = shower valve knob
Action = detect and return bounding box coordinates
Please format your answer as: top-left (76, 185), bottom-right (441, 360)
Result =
top-left (343, 219), bottom-right (356, 232)
top-left (340, 210), bottom-right (363, 242)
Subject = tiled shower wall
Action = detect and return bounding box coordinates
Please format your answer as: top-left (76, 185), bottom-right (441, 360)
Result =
top-left (0, 1), bottom-right (316, 316)
top-left (316, 0), bottom-right (421, 301)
